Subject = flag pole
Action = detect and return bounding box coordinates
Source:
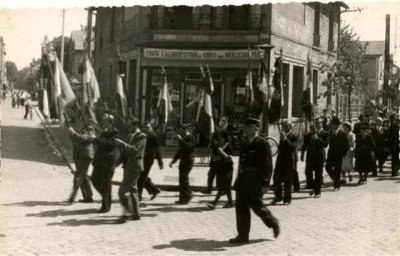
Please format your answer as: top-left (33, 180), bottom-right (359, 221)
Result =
top-left (278, 48), bottom-right (284, 134)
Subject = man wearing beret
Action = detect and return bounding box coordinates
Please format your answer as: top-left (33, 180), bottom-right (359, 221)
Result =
top-left (67, 124), bottom-right (96, 203)
top-left (170, 124), bottom-right (195, 204)
top-left (230, 118), bottom-right (280, 243)
top-left (326, 116), bottom-right (349, 191)
top-left (271, 120), bottom-right (299, 205)
top-left (114, 117), bottom-right (147, 222)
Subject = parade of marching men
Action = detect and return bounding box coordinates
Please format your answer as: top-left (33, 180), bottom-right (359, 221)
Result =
top-left (1, 1), bottom-right (400, 255)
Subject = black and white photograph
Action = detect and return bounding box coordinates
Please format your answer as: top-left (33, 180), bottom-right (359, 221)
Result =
top-left (0, 0), bottom-right (399, 255)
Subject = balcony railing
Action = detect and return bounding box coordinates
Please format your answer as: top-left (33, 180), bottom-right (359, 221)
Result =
top-left (149, 13), bottom-right (264, 31)
top-left (313, 34), bottom-right (320, 47)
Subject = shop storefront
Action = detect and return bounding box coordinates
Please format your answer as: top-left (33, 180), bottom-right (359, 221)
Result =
top-left (136, 47), bottom-right (268, 146)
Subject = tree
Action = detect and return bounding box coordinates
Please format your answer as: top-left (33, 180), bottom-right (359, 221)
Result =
top-left (5, 61), bottom-right (18, 82)
top-left (321, 23), bottom-right (369, 122)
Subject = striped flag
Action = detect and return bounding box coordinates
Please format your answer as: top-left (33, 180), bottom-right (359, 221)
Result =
top-left (268, 57), bottom-right (283, 123)
top-left (301, 54), bottom-right (313, 122)
top-left (196, 66), bottom-right (214, 142)
top-left (116, 72), bottom-right (127, 119)
top-left (79, 55), bottom-right (100, 123)
top-left (157, 67), bottom-right (173, 124)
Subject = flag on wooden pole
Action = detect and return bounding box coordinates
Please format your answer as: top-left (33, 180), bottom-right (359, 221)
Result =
top-left (301, 54), bottom-right (313, 122)
top-left (196, 66), bottom-right (214, 142)
top-left (157, 67), bottom-right (173, 124)
top-left (116, 67), bottom-right (127, 119)
top-left (268, 57), bottom-right (283, 123)
top-left (79, 55), bottom-right (100, 123)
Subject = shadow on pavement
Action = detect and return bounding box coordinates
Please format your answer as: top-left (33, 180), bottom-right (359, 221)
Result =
top-left (153, 238), bottom-right (270, 252)
top-left (1, 125), bottom-right (65, 165)
top-left (26, 208), bottom-right (98, 217)
top-left (2, 201), bottom-right (71, 207)
top-left (142, 206), bottom-right (213, 213)
top-left (47, 213), bottom-right (158, 226)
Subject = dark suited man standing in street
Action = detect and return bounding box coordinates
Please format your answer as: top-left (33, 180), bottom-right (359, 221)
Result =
top-left (67, 124), bottom-right (96, 203)
top-left (300, 118), bottom-right (329, 198)
top-left (91, 113), bottom-right (120, 213)
top-left (388, 114), bottom-right (399, 176)
top-left (138, 121), bottom-right (163, 201)
top-left (170, 124), bottom-right (195, 204)
top-left (326, 116), bottom-right (349, 191)
top-left (114, 117), bottom-right (147, 223)
top-left (272, 120), bottom-right (299, 205)
top-left (229, 118), bottom-right (280, 244)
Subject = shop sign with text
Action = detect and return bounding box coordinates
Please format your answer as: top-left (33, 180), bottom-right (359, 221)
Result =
top-left (143, 48), bottom-right (262, 60)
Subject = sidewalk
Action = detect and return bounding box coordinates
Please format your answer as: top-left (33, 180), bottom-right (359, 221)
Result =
top-left (32, 104), bottom-right (308, 192)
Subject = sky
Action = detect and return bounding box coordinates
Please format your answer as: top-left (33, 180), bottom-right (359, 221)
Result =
top-left (0, 0), bottom-right (399, 70)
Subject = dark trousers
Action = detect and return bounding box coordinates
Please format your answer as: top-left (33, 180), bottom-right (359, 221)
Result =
top-left (207, 166), bottom-right (218, 190)
top-left (305, 162), bottom-right (314, 188)
top-left (377, 150), bottom-right (389, 172)
top-left (91, 163), bottom-right (116, 211)
top-left (326, 158), bottom-right (343, 189)
top-left (118, 169), bottom-right (141, 217)
top-left (292, 168), bottom-right (300, 191)
top-left (138, 159), bottom-right (158, 197)
top-left (391, 150), bottom-right (399, 176)
top-left (273, 168), bottom-right (293, 202)
top-left (235, 191), bottom-right (278, 238)
top-left (179, 165), bottom-right (193, 202)
top-left (24, 105), bottom-right (32, 119)
top-left (69, 157), bottom-right (93, 201)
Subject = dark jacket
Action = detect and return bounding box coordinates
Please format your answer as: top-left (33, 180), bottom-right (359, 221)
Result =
top-left (354, 134), bottom-right (376, 162)
top-left (70, 128), bottom-right (96, 161)
top-left (119, 131), bottom-right (147, 172)
top-left (234, 135), bottom-right (273, 192)
top-left (388, 122), bottom-right (399, 152)
top-left (144, 131), bottom-right (163, 167)
top-left (92, 127), bottom-right (120, 167)
top-left (301, 129), bottom-right (329, 166)
top-left (275, 132), bottom-right (299, 172)
top-left (171, 133), bottom-right (195, 169)
top-left (327, 129), bottom-right (349, 161)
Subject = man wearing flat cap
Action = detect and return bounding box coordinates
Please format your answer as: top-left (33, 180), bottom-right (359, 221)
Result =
top-left (326, 116), bottom-right (348, 191)
top-left (67, 124), bottom-right (96, 203)
top-left (230, 118), bottom-right (280, 243)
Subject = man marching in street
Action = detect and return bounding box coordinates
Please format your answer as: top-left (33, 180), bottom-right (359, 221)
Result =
top-left (67, 123), bottom-right (96, 203)
top-left (170, 124), bottom-right (195, 204)
top-left (326, 116), bottom-right (349, 191)
top-left (91, 113), bottom-right (120, 213)
top-left (229, 118), bottom-right (280, 243)
top-left (138, 121), bottom-right (163, 201)
top-left (300, 118), bottom-right (329, 198)
top-left (114, 117), bottom-right (147, 223)
top-left (271, 120), bottom-right (299, 205)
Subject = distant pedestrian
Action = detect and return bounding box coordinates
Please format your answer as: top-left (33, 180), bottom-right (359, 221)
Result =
top-left (24, 97), bottom-right (33, 120)
top-left (114, 117), bottom-right (147, 223)
top-left (138, 121), bottom-right (163, 201)
top-left (207, 130), bottom-right (234, 209)
top-left (326, 117), bottom-right (349, 191)
top-left (170, 124), bottom-right (195, 204)
top-left (341, 122), bottom-right (355, 183)
top-left (376, 120), bottom-right (390, 173)
top-left (229, 118), bottom-right (279, 243)
top-left (272, 120), bottom-right (299, 205)
top-left (91, 113), bottom-right (120, 213)
top-left (19, 91), bottom-right (26, 107)
top-left (67, 124), bottom-right (95, 203)
top-left (11, 93), bottom-right (16, 108)
top-left (354, 124), bottom-right (376, 184)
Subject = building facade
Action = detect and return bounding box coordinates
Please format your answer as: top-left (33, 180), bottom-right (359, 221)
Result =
top-left (93, 3), bottom-right (345, 142)
top-left (0, 36), bottom-right (7, 90)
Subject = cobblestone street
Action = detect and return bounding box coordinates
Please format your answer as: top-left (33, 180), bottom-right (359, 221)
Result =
top-left (1, 98), bottom-right (400, 256)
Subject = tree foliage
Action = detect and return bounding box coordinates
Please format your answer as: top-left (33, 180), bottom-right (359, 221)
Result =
top-left (5, 61), bottom-right (18, 82)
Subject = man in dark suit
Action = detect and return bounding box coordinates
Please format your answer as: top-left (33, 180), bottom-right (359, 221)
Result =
top-left (301, 118), bottom-right (329, 197)
top-left (114, 117), bottom-right (147, 223)
top-left (67, 124), bottom-right (96, 203)
top-left (326, 116), bottom-right (349, 191)
top-left (170, 124), bottom-right (195, 204)
top-left (272, 120), bottom-right (299, 205)
top-left (354, 123), bottom-right (376, 184)
top-left (91, 113), bottom-right (120, 213)
top-left (376, 119), bottom-right (390, 173)
top-left (388, 114), bottom-right (399, 176)
top-left (229, 118), bottom-right (279, 244)
top-left (138, 122), bottom-right (163, 201)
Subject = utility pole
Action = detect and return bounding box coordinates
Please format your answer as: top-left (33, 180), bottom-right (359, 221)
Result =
top-left (86, 7), bottom-right (93, 59)
top-left (384, 14), bottom-right (390, 108)
top-left (60, 9), bottom-right (65, 69)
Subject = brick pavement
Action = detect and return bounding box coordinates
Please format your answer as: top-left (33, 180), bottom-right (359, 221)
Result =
top-left (1, 97), bottom-right (400, 256)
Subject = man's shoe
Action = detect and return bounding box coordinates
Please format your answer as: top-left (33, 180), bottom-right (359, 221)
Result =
top-left (293, 189), bottom-right (300, 193)
top-left (201, 188), bottom-right (212, 194)
top-left (313, 194), bottom-right (321, 198)
top-left (207, 203), bottom-right (216, 209)
top-left (130, 216), bottom-right (141, 221)
top-left (223, 202), bottom-right (234, 208)
top-left (341, 179), bottom-right (347, 185)
top-left (270, 198), bottom-right (282, 205)
top-left (272, 222), bottom-right (280, 238)
top-left (228, 236), bottom-right (249, 244)
top-left (66, 198), bottom-right (74, 204)
top-left (78, 198), bottom-right (93, 203)
top-left (150, 189), bottom-right (161, 200)
top-left (116, 215), bottom-right (129, 224)
top-left (283, 201), bottom-right (291, 205)
top-left (97, 208), bottom-right (109, 213)
top-left (175, 200), bottom-right (189, 205)
top-left (309, 191), bottom-right (314, 196)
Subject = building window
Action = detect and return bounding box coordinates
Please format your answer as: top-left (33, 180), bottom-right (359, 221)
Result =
top-left (110, 7), bottom-right (116, 43)
top-left (292, 65), bottom-right (304, 118)
top-left (328, 9), bottom-right (334, 52)
top-left (154, 6), bottom-right (195, 30)
top-left (313, 3), bottom-right (321, 47)
top-left (313, 69), bottom-right (318, 104)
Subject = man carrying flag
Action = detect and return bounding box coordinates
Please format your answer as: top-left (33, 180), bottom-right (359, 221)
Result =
top-left (196, 65), bottom-right (214, 145)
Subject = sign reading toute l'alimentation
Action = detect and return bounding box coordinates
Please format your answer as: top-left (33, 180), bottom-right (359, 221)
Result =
top-left (143, 48), bottom-right (263, 60)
